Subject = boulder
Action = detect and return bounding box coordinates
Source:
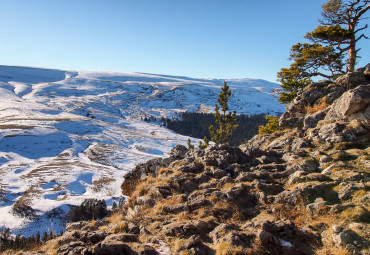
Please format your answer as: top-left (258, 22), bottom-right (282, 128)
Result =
top-left (93, 240), bottom-right (135, 255)
top-left (325, 85), bottom-right (370, 122)
top-left (303, 109), bottom-right (327, 129)
top-left (170, 145), bottom-right (188, 159)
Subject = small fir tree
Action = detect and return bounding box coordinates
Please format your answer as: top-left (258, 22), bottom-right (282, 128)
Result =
top-left (258, 115), bottom-right (280, 135)
top-left (209, 81), bottom-right (238, 144)
top-left (198, 136), bottom-right (209, 149)
top-left (187, 138), bottom-right (195, 150)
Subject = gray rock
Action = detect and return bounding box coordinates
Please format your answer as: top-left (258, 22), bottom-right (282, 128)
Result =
top-left (325, 85), bottom-right (370, 122)
top-left (335, 69), bottom-right (367, 88)
top-left (303, 109), bottom-right (327, 129)
top-left (275, 182), bottom-right (337, 205)
top-left (306, 198), bottom-right (328, 215)
top-left (136, 195), bottom-right (155, 208)
top-left (279, 117), bottom-right (304, 128)
top-left (103, 233), bottom-right (139, 243)
top-left (80, 231), bottom-right (107, 244)
top-left (209, 223), bottom-right (239, 243)
top-left (127, 222), bottom-right (140, 235)
top-left (170, 145), bottom-right (188, 159)
top-left (162, 203), bottom-right (189, 214)
top-left (258, 230), bottom-right (281, 246)
top-left (93, 240), bottom-right (135, 255)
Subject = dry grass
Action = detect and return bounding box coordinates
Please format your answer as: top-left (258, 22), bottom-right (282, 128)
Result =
top-left (215, 242), bottom-right (245, 255)
top-left (39, 239), bottom-right (59, 255)
top-left (340, 206), bottom-right (368, 223)
top-left (352, 189), bottom-right (366, 199)
top-left (316, 247), bottom-right (351, 255)
top-left (102, 213), bottom-right (128, 233)
top-left (305, 100), bottom-right (329, 114)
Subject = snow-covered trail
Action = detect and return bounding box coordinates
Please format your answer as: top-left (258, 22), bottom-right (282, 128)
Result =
top-left (0, 65), bottom-right (284, 236)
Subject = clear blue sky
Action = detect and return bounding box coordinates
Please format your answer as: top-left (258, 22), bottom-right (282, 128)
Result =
top-left (0, 0), bottom-right (369, 82)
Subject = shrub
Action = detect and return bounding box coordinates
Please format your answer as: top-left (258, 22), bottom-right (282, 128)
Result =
top-left (258, 115), bottom-right (280, 135)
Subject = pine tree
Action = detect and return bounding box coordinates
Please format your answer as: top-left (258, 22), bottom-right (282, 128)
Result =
top-left (209, 81), bottom-right (238, 144)
top-left (278, 0), bottom-right (369, 104)
top-left (187, 138), bottom-right (195, 150)
top-left (198, 136), bottom-right (209, 149)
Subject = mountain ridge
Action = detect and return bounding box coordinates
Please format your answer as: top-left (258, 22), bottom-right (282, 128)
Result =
top-left (0, 65), bottom-right (284, 237)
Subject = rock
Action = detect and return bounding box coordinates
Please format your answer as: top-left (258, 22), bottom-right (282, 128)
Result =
top-left (306, 198), bottom-right (329, 215)
top-left (103, 233), bottom-right (139, 243)
top-left (209, 223), bottom-right (239, 243)
top-left (314, 123), bottom-right (346, 144)
top-left (170, 145), bottom-right (188, 159)
top-left (219, 232), bottom-right (254, 248)
top-left (258, 230), bottom-right (281, 246)
top-left (325, 85), bottom-right (370, 122)
top-left (319, 155), bottom-right (333, 165)
top-left (365, 63), bottom-right (370, 80)
top-left (335, 69), bottom-right (367, 88)
top-left (161, 221), bottom-right (209, 237)
top-left (330, 225), bottom-right (369, 253)
top-left (303, 109), bottom-right (327, 129)
top-left (211, 168), bottom-right (226, 178)
top-left (287, 171), bottom-right (308, 185)
top-left (136, 195), bottom-right (155, 208)
top-left (186, 235), bottom-right (203, 249)
top-left (93, 239), bottom-right (135, 255)
top-left (275, 182), bottom-right (337, 205)
top-left (80, 231), bottom-right (107, 244)
top-left (162, 203), bottom-right (189, 214)
top-left (127, 222), bottom-right (140, 235)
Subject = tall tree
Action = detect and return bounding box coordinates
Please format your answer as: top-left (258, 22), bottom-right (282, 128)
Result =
top-left (307, 0), bottom-right (370, 72)
top-left (209, 81), bottom-right (238, 144)
top-left (277, 0), bottom-right (369, 104)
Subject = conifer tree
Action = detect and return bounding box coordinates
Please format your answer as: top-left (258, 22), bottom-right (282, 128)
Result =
top-left (198, 136), bottom-right (209, 149)
top-left (209, 81), bottom-right (238, 144)
top-left (187, 138), bottom-right (195, 150)
top-left (278, 0), bottom-right (369, 104)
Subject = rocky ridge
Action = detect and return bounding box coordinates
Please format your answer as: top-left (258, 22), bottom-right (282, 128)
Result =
top-left (10, 65), bottom-right (370, 254)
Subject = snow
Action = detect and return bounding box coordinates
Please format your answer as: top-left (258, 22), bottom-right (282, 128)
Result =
top-left (0, 65), bottom-right (285, 236)
top-left (280, 239), bottom-right (294, 247)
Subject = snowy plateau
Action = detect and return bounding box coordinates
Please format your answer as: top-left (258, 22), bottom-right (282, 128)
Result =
top-left (0, 65), bottom-right (284, 236)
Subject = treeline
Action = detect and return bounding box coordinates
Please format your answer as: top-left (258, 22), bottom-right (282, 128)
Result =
top-left (67, 199), bottom-right (108, 222)
top-left (0, 228), bottom-right (58, 252)
top-left (164, 112), bottom-right (268, 146)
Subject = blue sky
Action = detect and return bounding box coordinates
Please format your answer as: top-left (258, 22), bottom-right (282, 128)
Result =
top-left (0, 0), bottom-right (368, 82)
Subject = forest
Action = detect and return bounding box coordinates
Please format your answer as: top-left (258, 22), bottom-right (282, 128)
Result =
top-left (162, 112), bottom-right (269, 146)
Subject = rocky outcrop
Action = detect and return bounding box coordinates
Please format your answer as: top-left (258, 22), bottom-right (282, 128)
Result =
top-left (16, 66), bottom-right (370, 255)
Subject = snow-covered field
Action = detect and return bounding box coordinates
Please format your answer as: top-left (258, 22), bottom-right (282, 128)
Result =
top-left (0, 65), bottom-right (284, 236)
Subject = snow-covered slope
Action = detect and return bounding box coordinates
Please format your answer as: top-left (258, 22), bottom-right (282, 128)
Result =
top-left (0, 65), bottom-right (284, 236)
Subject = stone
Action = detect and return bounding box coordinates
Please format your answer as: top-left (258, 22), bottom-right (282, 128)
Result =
top-left (335, 69), bottom-right (367, 88)
top-left (325, 85), bottom-right (370, 122)
top-left (103, 233), bottom-right (139, 243)
top-left (93, 240), bottom-right (135, 255)
top-left (209, 223), bottom-right (239, 243)
top-left (127, 222), bottom-right (140, 235)
top-left (303, 109), bottom-right (327, 129)
top-left (275, 182), bottom-right (337, 205)
top-left (162, 203), bottom-right (189, 214)
top-left (136, 195), bottom-right (155, 207)
top-left (170, 145), bottom-right (188, 159)
top-left (258, 230), bottom-right (281, 246)
top-left (80, 231), bottom-right (107, 244)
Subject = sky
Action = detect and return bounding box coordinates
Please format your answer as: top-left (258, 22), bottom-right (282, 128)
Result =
top-left (0, 0), bottom-right (369, 83)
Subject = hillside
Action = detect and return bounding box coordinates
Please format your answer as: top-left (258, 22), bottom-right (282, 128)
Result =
top-left (4, 66), bottom-right (368, 254)
top-left (0, 65), bottom-right (284, 236)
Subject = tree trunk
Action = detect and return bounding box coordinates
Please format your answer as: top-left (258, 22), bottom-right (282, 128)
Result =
top-left (348, 39), bottom-right (356, 72)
